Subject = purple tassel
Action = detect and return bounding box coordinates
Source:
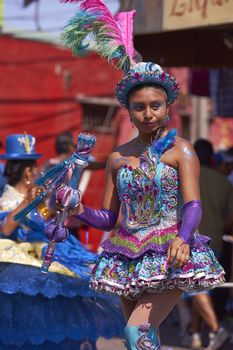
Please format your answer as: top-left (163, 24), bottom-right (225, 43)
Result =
top-left (45, 222), bottom-right (69, 243)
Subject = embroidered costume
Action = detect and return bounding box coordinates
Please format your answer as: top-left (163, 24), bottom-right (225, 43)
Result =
top-left (91, 130), bottom-right (224, 299)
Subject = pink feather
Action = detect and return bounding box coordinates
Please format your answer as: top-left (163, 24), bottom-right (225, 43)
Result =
top-left (62, 0), bottom-right (136, 66)
top-left (114, 10), bottom-right (136, 63)
top-left (72, 0), bottom-right (123, 46)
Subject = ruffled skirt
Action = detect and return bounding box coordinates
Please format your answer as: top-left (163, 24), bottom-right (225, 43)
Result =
top-left (90, 233), bottom-right (225, 300)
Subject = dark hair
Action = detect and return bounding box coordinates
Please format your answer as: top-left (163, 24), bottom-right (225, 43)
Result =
top-left (4, 159), bottom-right (37, 186)
top-left (127, 83), bottom-right (168, 109)
top-left (194, 139), bottom-right (213, 166)
top-left (55, 131), bottom-right (74, 155)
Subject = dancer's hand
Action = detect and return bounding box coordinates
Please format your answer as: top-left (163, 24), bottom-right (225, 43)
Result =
top-left (55, 185), bottom-right (82, 211)
top-left (55, 203), bottom-right (83, 218)
top-left (55, 185), bottom-right (84, 219)
top-left (26, 185), bottom-right (40, 203)
top-left (167, 236), bottom-right (190, 268)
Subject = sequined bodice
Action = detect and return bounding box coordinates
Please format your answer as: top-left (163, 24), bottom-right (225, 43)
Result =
top-left (117, 130), bottom-right (182, 232)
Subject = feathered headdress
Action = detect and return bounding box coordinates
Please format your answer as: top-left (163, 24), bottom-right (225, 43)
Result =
top-left (61, 1), bottom-right (180, 106)
top-left (61, 0), bottom-right (136, 73)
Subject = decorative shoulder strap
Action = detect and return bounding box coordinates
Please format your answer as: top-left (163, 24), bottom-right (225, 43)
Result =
top-left (150, 129), bottom-right (177, 160)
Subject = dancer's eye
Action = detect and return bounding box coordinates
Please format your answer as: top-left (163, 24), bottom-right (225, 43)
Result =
top-left (130, 103), bottom-right (145, 112)
top-left (151, 102), bottom-right (166, 110)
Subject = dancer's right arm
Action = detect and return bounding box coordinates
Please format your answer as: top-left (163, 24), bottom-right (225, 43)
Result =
top-left (1, 200), bottom-right (29, 235)
top-left (1, 186), bottom-right (38, 236)
top-left (72, 151), bottom-right (121, 231)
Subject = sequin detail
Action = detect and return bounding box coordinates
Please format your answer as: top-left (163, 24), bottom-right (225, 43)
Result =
top-left (136, 322), bottom-right (159, 350)
top-left (105, 130), bottom-right (182, 257)
top-left (91, 248), bottom-right (225, 300)
top-left (102, 229), bottom-right (210, 258)
top-left (92, 130), bottom-right (225, 298)
top-left (115, 63), bottom-right (179, 107)
top-left (116, 130), bottom-right (181, 233)
top-left (102, 225), bottom-right (178, 258)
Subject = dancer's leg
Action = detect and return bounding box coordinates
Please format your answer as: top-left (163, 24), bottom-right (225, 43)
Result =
top-left (190, 303), bottom-right (202, 349)
top-left (191, 301), bottom-right (201, 333)
top-left (192, 293), bottom-right (218, 332)
top-left (127, 289), bottom-right (182, 327)
top-left (121, 297), bottom-right (137, 321)
top-left (124, 289), bottom-right (182, 349)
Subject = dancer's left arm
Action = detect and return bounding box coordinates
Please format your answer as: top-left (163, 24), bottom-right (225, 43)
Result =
top-left (167, 140), bottom-right (202, 268)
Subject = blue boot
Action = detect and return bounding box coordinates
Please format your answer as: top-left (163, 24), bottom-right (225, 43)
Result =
top-left (124, 322), bottom-right (160, 350)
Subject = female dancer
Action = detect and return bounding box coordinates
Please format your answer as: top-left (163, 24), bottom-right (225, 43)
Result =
top-left (0, 134), bottom-right (124, 350)
top-left (60, 2), bottom-right (225, 348)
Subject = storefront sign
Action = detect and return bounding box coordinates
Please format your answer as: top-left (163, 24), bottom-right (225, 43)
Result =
top-left (163, 0), bottom-right (233, 30)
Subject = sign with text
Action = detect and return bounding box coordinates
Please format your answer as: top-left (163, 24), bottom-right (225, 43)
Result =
top-left (163, 0), bottom-right (233, 30)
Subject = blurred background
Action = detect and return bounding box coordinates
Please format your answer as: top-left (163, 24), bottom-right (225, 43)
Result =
top-left (0, 1), bottom-right (233, 349)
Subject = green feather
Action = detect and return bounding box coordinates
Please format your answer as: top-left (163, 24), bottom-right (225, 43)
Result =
top-left (61, 11), bottom-right (129, 70)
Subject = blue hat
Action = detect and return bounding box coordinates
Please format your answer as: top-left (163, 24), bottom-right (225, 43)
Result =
top-left (115, 62), bottom-right (180, 107)
top-left (0, 134), bottom-right (42, 160)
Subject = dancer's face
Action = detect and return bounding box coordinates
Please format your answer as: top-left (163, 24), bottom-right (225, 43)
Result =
top-left (129, 87), bottom-right (168, 135)
top-left (24, 164), bottom-right (39, 184)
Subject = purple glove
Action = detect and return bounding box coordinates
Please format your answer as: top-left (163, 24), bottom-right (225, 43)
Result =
top-left (178, 200), bottom-right (202, 244)
top-left (77, 207), bottom-right (118, 231)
